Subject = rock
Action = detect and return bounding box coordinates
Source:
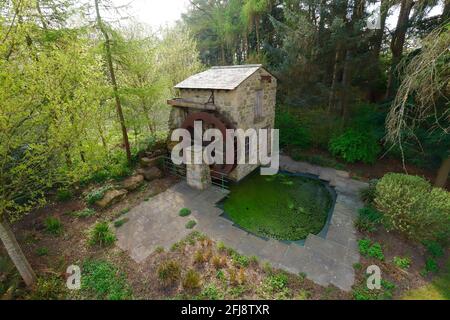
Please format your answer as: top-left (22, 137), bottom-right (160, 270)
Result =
top-left (140, 156), bottom-right (161, 168)
top-left (96, 189), bottom-right (128, 208)
top-left (138, 167), bottom-right (163, 182)
top-left (122, 175), bottom-right (144, 191)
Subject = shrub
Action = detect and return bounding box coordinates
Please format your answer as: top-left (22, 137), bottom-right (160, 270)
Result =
top-left (393, 257), bottom-right (411, 269)
top-left (36, 247), bottom-right (49, 257)
top-left (199, 284), bottom-right (224, 300)
top-left (56, 188), bottom-right (73, 202)
top-left (89, 222), bottom-right (116, 247)
top-left (231, 252), bottom-right (250, 268)
top-left (425, 258), bottom-right (439, 274)
top-left (375, 173), bottom-right (450, 242)
top-left (72, 208), bottom-right (96, 218)
top-left (157, 260), bottom-right (181, 286)
top-left (44, 217), bottom-right (63, 236)
top-left (329, 129), bottom-right (381, 164)
top-left (185, 220), bottom-right (197, 229)
top-left (85, 185), bottom-right (113, 205)
top-left (355, 206), bottom-right (382, 232)
top-left (360, 179), bottom-right (379, 204)
top-left (82, 260), bottom-right (132, 300)
top-left (276, 111), bottom-right (311, 149)
top-left (114, 218), bottom-right (129, 228)
top-left (423, 241), bottom-right (444, 258)
top-left (182, 269), bottom-right (201, 291)
top-left (179, 208), bottom-right (192, 217)
top-left (358, 239), bottom-right (384, 260)
top-left (30, 276), bottom-right (65, 300)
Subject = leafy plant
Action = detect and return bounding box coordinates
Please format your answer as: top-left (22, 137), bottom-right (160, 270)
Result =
top-left (36, 247), bottom-right (49, 256)
top-left (114, 218), bottom-right (129, 228)
top-left (360, 179), bottom-right (378, 204)
top-left (355, 206), bottom-right (382, 232)
top-left (276, 111), bottom-right (311, 149)
top-left (30, 276), bottom-right (65, 300)
top-left (56, 188), bottom-right (73, 202)
top-left (199, 283), bottom-right (224, 300)
top-left (157, 260), bottom-right (181, 286)
top-left (85, 185), bottom-right (113, 205)
top-left (88, 222), bottom-right (116, 247)
top-left (182, 269), bottom-right (201, 291)
top-left (423, 241), bottom-right (445, 258)
top-left (179, 208), bottom-right (192, 217)
top-left (393, 257), bottom-right (411, 269)
top-left (425, 258), bottom-right (439, 274)
top-left (358, 239), bottom-right (384, 260)
top-left (72, 208), bottom-right (96, 218)
top-left (44, 217), bottom-right (63, 236)
top-left (329, 129), bottom-right (381, 164)
top-left (185, 220), bottom-right (197, 229)
top-left (82, 260), bottom-right (132, 300)
top-left (375, 173), bottom-right (450, 242)
top-left (231, 252), bottom-right (250, 268)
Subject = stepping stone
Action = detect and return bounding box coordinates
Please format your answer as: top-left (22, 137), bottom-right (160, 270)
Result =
top-left (235, 233), bottom-right (267, 257)
top-left (279, 244), bottom-right (311, 274)
top-left (305, 234), bottom-right (359, 267)
top-left (258, 240), bottom-right (290, 266)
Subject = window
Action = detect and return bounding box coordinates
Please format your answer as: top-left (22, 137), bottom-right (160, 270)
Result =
top-left (255, 89), bottom-right (263, 120)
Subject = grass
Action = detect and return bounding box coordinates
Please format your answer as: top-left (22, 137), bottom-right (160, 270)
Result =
top-left (88, 222), bottom-right (116, 247)
top-left (81, 260), bottom-right (132, 300)
top-left (223, 173), bottom-right (333, 241)
top-left (179, 208), bottom-right (192, 217)
top-left (186, 220), bottom-right (197, 229)
top-left (44, 217), bottom-right (63, 236)
top-left (403, 258), bottom-right (450, 300)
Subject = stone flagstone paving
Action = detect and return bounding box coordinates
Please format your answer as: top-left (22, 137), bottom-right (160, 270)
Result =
top-left (115, 155), bottom-right (367, 292)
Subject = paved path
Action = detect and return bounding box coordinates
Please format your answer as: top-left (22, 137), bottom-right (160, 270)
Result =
top-left (116, 155), bottom-right (367, 292)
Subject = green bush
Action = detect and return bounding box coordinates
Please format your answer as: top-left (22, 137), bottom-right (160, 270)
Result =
top-left (329, 129), bottom-right (381, 164)
top-left (393, 257), bottom-right (411, 269)
top-left (375, 173), bottom-right (450, 242)
top-left (276, 111), bottom-right (311, 149)
top-left (358, 239), bottom-right (384, 260)
top-left (360, 179), bottom-right (378, 204)
top-left (44, 217), bottom-right (63, 236)
top-left (425, 258), bottom-right (439, 274)
top-left (30, 276), bottom-right (65, 300)
top-left (56, 188), bottom-right (73, 202)
top-left (72, 208), bottom-right (96, 218)
top-left (179, 208), bottom-right (192, 217)
top-left (423, 241), bottom-right (444, 258)
top-left (182, 269), bottom-right (201, 291)
top-left (82, 260), bottom-right (132, 300)
top-left (89, 222), bottom-right (116, 247)
top-left (185, 220), bottom-right (197, 229)
top-left (199, 284), bottom-right (224, 300)
top-left (231, 252), bottom-right (250, 268)
top-left (355, 206), bottom-right (382, 232)
top-left (157, 260), bottom-right (181, 286)
top-left (36, 247), bottom-right (49, 256)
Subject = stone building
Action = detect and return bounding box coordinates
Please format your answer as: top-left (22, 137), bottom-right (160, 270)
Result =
top-left (168, 64), bottom-right (277, 186)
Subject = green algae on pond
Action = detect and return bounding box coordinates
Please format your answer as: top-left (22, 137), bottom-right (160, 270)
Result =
top-left (223, 173), bottom-right (333, 241)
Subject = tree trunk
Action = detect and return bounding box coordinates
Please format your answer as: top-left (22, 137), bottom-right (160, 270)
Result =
top-left (94, 0), bottom-right (132, 165)
top-left (340, 50), bottom-right (352, 120)
top-left (328, 46), bottom-right (344, 112)
top-left (435, 156), bottom-right (450, 188)
top-left (255, 16), bottom-right (260, 54)
top-left (0, 219), bottom-right (36, 287)
top-left (372, 0), bottom-right (389, 60)
top-left (385, 0), bottom-right (415, 99)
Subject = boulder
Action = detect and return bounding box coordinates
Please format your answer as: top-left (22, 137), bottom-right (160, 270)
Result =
top-left (122, 175), bottom-right (144, 191)
top-left (96, 189), bottom-right (128, 208)
top-left (137, 167), bottom-right (163, 182)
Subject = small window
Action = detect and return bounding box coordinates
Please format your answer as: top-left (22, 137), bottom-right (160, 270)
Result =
top-left (255, 90), bottom-right (263, 119)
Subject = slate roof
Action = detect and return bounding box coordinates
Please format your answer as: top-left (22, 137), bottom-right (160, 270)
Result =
top-left (174, 65), bottom-right (264, 91)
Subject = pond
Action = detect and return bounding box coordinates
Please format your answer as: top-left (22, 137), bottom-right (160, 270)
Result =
top-left (221, 172), bottom-right (335, 242)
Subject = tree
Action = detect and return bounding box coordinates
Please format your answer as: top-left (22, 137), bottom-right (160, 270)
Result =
top-left (387, 24), bottom-right (450, 188)
top-left (94, 0), bottom-right (132, 164)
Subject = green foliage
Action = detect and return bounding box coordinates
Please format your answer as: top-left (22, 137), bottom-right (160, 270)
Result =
top-left (329, 129), bottom-right (381, 164)
top-left (375, 173), bottom-right (450, 242)
top-left (352, 278), bottom-right (396, 300)
top-left (157, 260), bottom-right (181, 286)
top-left (276, 111), bottom-right (311, 149)
top-left (183, 269), bottom-right (202, 291)
top-left (85, 185), bottom-right (113, 205)
top-left (186, 220), bottom-right (197, 229)
top-left (199, 284), bottom-right (224, 300)
top-left (355, 206), bottom-right (382, 232)
top-left (82, 260), bottom-right (132, 300)
top-left (289, 150), bottom-right (346, 170)
top-left (423, 241), bottom-right (444, 258)
top-left (360, 179), bottom-right (379, 204)
top-left (231, 252), bottom-right (250, 268)
top-left (258, 273), bottom-right (291, 299)
top-left (358, 239), bottom-right (384, 260)
top-left (30, 276), bottom-right (65, 300)
top-left (179, 208), bottom-right (192, 217)
top-left (89, 222), bottom-right (116, 247)
top-left (425, 258), bottom-right (439, 274)
top-left (393, 257), bottom-right (411, 269)
top-left (36, 247), bottom-right (49, 257)
top-left (114, 218), bottom-right (129, 228)
top-left (71, 208), bottom-right (96, 218)
top-left (56, 189), bottom-right (73, 202)
top-left (44, 217), bottom-right (63, 236)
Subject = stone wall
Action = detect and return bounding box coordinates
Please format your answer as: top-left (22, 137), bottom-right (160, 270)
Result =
top-left (169, 67), bottom-right (277, 182)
